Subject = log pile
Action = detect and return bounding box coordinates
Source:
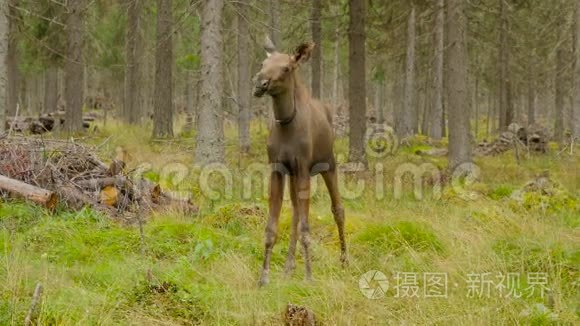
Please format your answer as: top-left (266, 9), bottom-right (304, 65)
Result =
top-left (5, 112), bottom-right (93, 135)
top-left (0, 136), bottom-right (197, 219)
top-left (474, 123), bottom-right (548, 156)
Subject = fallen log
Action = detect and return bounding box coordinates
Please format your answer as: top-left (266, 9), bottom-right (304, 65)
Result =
top-left (0, 174), bottom-right (58, 209)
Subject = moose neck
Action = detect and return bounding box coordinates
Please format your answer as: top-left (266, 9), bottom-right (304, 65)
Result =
top-left (271, 74), bottom-right (298, 124)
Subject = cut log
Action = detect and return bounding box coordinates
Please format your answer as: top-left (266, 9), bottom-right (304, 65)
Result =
top-left (0, 174), bottom-right (58, 209)
top-left (56, 184), bottom-right (115, 215)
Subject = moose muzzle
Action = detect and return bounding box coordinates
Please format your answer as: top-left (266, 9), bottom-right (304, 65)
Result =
top-left (254, 79), bottom-right (270, 97)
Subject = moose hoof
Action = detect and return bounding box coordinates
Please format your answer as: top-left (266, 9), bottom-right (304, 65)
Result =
top-left (258, 273), bottom-right (269, 287)
top-left (284, 260), bottom-right (296, 276)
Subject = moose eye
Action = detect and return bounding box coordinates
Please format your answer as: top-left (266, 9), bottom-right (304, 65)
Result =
top-left (283, 66), bottom-right (290, 73)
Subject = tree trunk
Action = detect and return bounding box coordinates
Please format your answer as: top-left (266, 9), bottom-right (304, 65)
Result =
top-left (447, 0), bottom-right (472, 169)
top-left (311, 0), bottom-right (322, 98)
top-left (474, 76), bottom-right (479, 140)
top-left (400, 5), bottom-right (417, 138)
top-left (573, 0), bottom-right (580, 139)
top-left (152, 0), bottom-right (174, 138)
top-left (498, 0), bottom-right (513, 131)
top-left (44, 67), bottom-right (58, 114)
top-left (527, 61), bottom-right (536, 126)
top-left (237, 0), bottom-right (251, 153)
top-left (195, 0), bottom-right (225, 164)
top-left (554, 47), bottom-right (564, 143)
top-left (124, 0), bottom-right (142, 124)
top-left (269, 0), bottom-right (280, 47)
top-left (348, 0), bottom-right (366, 165)
top-left (7, 0), bottom-right (18, 117)
top-left (332, 12), bottom-right (340, 110)
top-left (0, 0), bottom-right (7, 132)
top-left (183, 70), bottom-right (194, 132)
top-left (64, 0), bottom-right (85, 134)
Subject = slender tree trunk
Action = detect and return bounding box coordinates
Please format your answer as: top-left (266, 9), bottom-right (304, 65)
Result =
top-left (400, 5), bottom-right (417, 138)
top-left (195, 0), bottom-right (225, 164)
top-left (269, 0), bottom-right (280, 47)
top-left (237, 0), bottom-right (251, 153)
top-left (311, 0), bottom-right (322, 98)
top-left (6, 0), bottom-right (18, 117)
top-left (64, 0), bottom-right (85, 133)
top-left (573, 0), bottom-right (580, 138)
top-left (498, 0), bottom-right (513, 130)
top-left (183, 70), bottom-right (194, 132)
top-left (447, 0), bottom-right (471, 169)
top-left (152, 0), bottom-right (174, 138)
top-left (474, 76), bottom-right (479, 140)
top-left (527, 61), bottom-right (536, 126)
top-left (332, 13), bottom-right (340, 110)
top-left (486, 90), bottom-right (491, 139)
top-left (124, 0), bottom-right (142, 124)
top-left (0, 0), bottom-right (7, 132)
top-left (430, 0), bottom-right (444, 140)
top-left (554, 48), bottom-right (564, 143)
top-left (348, 0), bottom-right (367, 165)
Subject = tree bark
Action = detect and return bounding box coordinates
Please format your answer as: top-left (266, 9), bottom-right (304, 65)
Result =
top-left (527, 61), bottom-right (536, 126)
top-left (44, 67), bottom-right (58, 114)
top-left (7, 0), bottom-right (18, 117)
top-left (152, 0), bottom-right (174, 138)
top-left (554, 47), bottom-right (564, 143)
top-left (348, 0), bottom-right (367, 165)
top-left (269, 0), bottom-right (280, 47)
top-left (573, 0), bottom-right (580, 139)
top-left (332, 11), bottom-right (340, 110)
top-left (498, 0), bottom-right (513, 131)
top-left (447, 0), bottom-right (472, 169)
top-left (195, 0), bottom-right (225, 164)
top-left (311, 0), bottom-right (322, 98)
top-left (0, 0), bottom-right (6, 132)
top-left (400, 4), bottom-right (417, 138)
top-left (237, 0), bottom-right (251, 153)
top-left (64, 0), bottom-right (85, 133)
top-left (124, 0), bottom-right (142, 124)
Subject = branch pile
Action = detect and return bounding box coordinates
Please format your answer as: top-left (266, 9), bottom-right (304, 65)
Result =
top-left (0, 136), bottom-right (197, 219)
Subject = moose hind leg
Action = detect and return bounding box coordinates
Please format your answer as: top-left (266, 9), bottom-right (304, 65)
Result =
top-left (295, 175), bottom-right (312, 281)
top-left (284, 178), bottom-right (299, 275)
top-left (322, 170), bottom-right (348, 267)
top-left (259, 171), bottom-right (285, 286)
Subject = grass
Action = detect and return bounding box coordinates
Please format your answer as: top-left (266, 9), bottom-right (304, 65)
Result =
top-left (0, 120), bottom-right (579, 324)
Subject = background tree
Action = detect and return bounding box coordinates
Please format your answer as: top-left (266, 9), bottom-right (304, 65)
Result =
top-left (429, 0), bottom-right (444, 140)
top-left (195, 0), bottom-right (224, 164)
top-left (348, 0), bottom-right (366, 165)
top-left (152, 0), bottom-right (174, 138)
top-left (311, 0), bottom-right (322, 98)
top-left (574, 0), bottom-right (580, 139)
top-left (7, 0), bottom-right (19, 116)
top-left (399, 3), bottom-right (417, 138)
top-left (0, 0), bottom-right (7, 131)
top-left (123, 0), bottom-right (142, 124)
top-left (237, 0), bottom-right (251, 153)
top-left (447, 0), bottom-right (471, 169)
top-left (64, 0), bottom-right (85, 133)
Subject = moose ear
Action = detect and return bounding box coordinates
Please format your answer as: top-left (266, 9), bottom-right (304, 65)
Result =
top-left (264, 34), bottom-right (276, 57)
top-left (292, 42), bottom-right (315, 65)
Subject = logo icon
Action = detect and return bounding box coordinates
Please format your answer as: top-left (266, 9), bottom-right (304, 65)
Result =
top-left (359, 270), bottom-right (389, 299)
top-left (365, 124), bottom-right (398, 158)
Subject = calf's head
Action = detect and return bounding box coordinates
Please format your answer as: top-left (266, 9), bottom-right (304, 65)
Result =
top-left (253, 36), bottom-right (315, 97)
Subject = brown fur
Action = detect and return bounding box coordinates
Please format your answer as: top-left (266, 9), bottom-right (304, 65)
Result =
top-left (254, 37), bottom-right (348, 286)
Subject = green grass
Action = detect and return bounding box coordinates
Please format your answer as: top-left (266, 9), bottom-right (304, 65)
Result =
top-left (0, 120), bottom-right (578, 324)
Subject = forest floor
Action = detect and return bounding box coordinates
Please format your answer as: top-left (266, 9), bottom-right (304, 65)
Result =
top-left (0, 120), bottom-right (578, 325)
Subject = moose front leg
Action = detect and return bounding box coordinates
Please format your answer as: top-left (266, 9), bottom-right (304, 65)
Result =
top-left (259, 171), bottom-right (285, 287)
